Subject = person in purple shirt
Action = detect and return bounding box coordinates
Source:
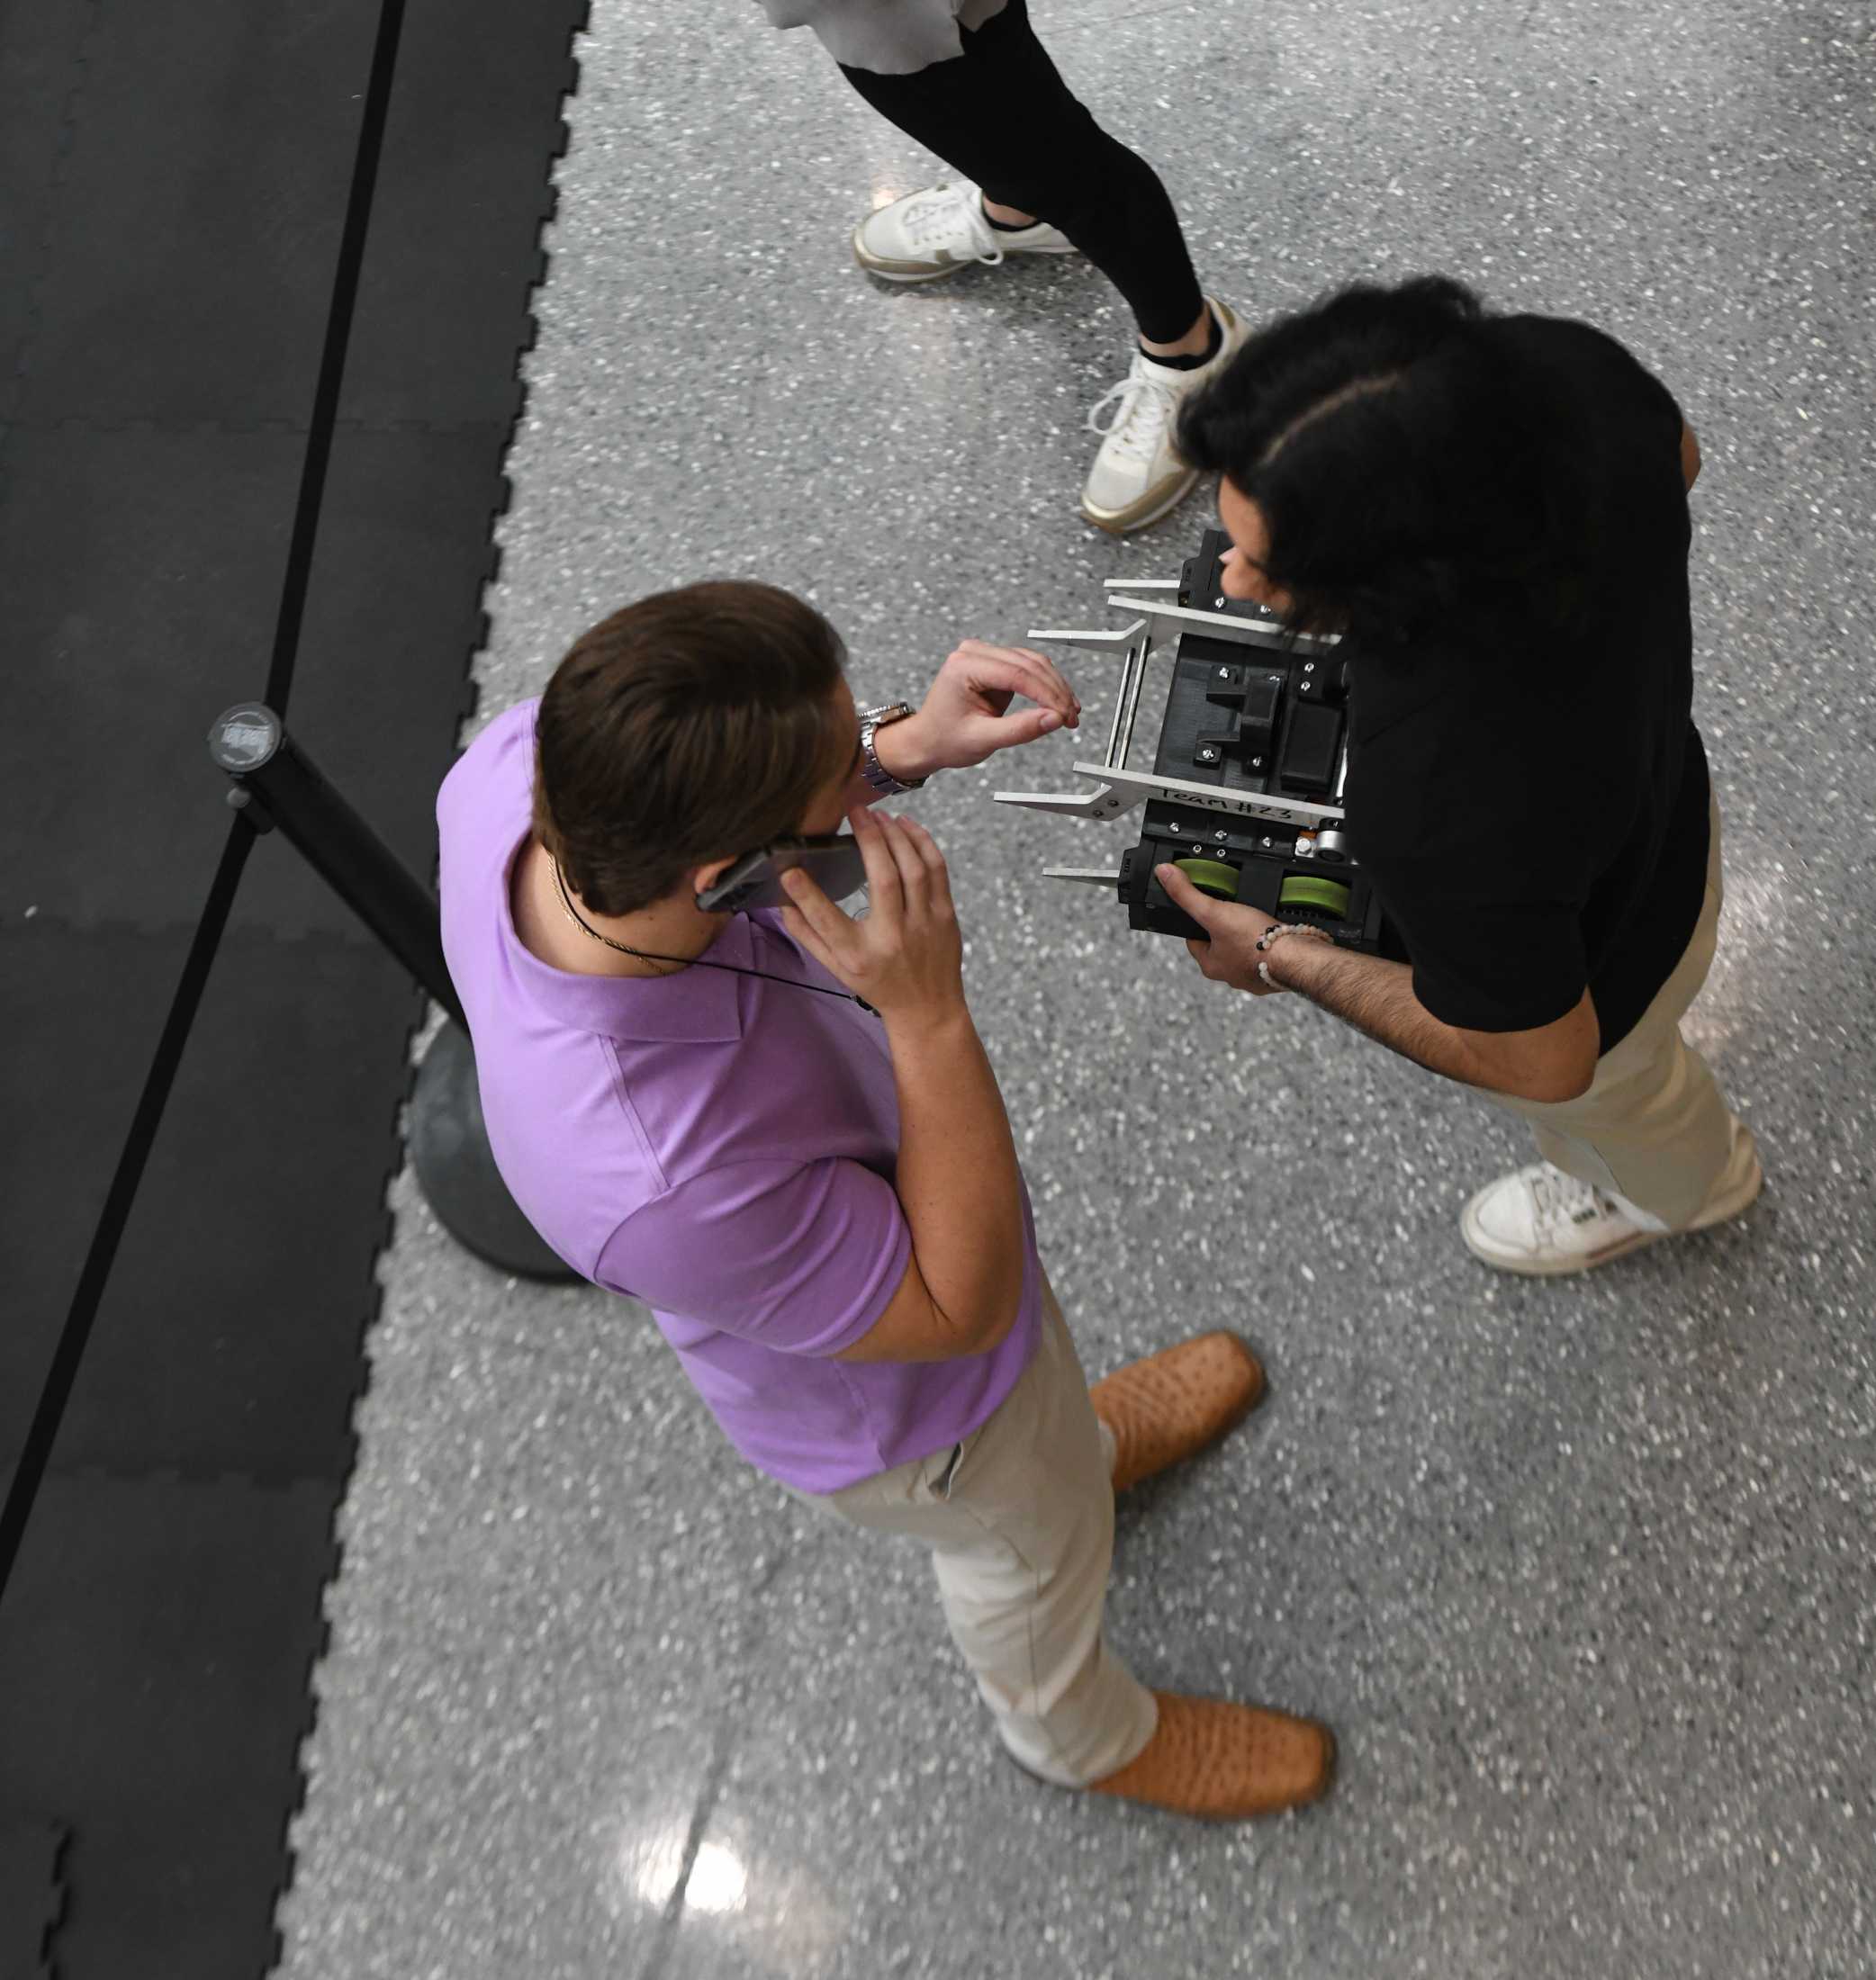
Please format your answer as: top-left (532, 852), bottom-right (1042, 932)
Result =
top-left (437, 579), bottom-right (1334, 1821)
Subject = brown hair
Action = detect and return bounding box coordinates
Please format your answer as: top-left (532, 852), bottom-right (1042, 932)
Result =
top-left (532, 580), bottom-right (850, 916)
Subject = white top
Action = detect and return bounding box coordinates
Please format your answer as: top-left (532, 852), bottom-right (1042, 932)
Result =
top-left (754, 0), bottom-right (1009, 75)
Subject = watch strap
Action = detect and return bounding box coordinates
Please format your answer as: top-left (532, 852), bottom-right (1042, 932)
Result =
top-left (858, 702), bottom-right (924, 796)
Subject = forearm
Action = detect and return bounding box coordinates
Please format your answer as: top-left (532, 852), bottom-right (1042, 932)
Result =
top-left (1265, 939), bottom-right (1530, 1094)
top-left (886, 1006), bottom-right (1027, 1344)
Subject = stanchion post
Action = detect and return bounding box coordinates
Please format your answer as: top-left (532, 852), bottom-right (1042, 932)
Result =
top-left (208, 704), bottom-right (578, 1282)
top-left (208, 704), bottom-right (464, 1026)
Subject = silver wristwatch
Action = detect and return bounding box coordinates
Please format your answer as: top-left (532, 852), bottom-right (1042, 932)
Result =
top-left (857, 701), bottom-right (925, 797)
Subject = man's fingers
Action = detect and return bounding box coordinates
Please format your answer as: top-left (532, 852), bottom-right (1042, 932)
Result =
top-left (1155, 861), bottom-right (1220, 931)
top-left (777, 865), bottom-right (853, 952)
top-left (848, 805), bottom-right (904, 921)
top-left (897, 813), bottom-right (946, 871)
top-left (984, 646), bottom-right (1076, 717)
top-left (876, 812), bottom-right (929, 904)
top-left (952, 642), bottom-right (1079, 724)
top-left (961, 650), bottom-right (1057, 708)
top-left (958, 706), bottom-right (1064, 759)
top-left (1003, 644), bottom-right (1078, 716)
top-left (897, 815), bottom-right (955, 914)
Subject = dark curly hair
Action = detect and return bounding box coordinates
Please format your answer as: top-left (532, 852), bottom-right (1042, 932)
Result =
top-left (1177, 277), bottom-right (1596, 644)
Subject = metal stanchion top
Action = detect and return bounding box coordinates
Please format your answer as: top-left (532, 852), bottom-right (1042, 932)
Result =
top-left (208, 704), bottom-right (286, 775)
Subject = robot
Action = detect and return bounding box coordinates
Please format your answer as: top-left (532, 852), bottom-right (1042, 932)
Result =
top-left (995, 526), bottom-right (1397, 955)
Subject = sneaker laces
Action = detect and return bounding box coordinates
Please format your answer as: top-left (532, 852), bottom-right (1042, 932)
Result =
top-left (1087, 356), bottom-right (1179, 465)
top-left (901, 183), bottom-right (1003, 266)
top-left (1528, 1164), bottom-right (1623, 1232)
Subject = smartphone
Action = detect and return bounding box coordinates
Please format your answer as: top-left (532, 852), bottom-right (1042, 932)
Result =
top-left (694, 833), bottom-right (869, 914)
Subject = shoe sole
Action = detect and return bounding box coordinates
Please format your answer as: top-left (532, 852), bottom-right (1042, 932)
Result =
top-left (1081, 466), bottom-right (1202, 536)
top-left (851, 226), bottom-right (1078, 284)
top-left (1459, 1212), bottom-right (1662, 1277)
top-left (1299, 1722), bottom-right (1339, 1812)
top-left (1460, 1132), bottom-right (1765, 1277)
top-left (998, 1717), bottom-right (1339, 1822)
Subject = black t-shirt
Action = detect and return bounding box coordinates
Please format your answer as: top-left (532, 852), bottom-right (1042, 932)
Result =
top-left (1344, 316), bottom-right (1710, 1055)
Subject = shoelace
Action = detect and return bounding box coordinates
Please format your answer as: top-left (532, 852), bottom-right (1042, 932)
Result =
top-left (903, 183), bottom-right (1003, 266)
top-left (1087, 357), bottom-right (1179, 464)
top-left (1529, 1164), bottom-right (1620, 1229)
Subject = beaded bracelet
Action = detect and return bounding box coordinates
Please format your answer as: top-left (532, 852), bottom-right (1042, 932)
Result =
top-left (1254, 921), bottom-right (1332, 987)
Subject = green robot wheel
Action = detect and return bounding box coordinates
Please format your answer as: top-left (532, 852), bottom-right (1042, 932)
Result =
top-left (1173, 857), bottom-right (1241, 901)
top-left (1277, 873), bottom-right (1353, 919)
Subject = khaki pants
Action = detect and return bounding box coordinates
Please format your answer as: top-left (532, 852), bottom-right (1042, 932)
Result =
top-left (795, 1286), bottom-right (1158, 1787)
top-left (1494, 795), bottom-right (1736, 1230)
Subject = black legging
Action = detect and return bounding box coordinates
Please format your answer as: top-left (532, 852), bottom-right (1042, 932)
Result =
top-left (838, 0), bottom-right (1205, 345)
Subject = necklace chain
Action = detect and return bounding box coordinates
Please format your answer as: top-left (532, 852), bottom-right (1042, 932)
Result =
top-left (547, 855), bottom-right (871, 1012)
top-left (550, 854), bottom-right (681, 969)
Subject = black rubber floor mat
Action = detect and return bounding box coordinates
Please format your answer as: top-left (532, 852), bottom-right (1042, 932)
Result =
top-left (0, 426), bottom-right (519, 1478)
top-left (12, 0), bottom-right (381, 428)
top-left (0, 917), bottom-right (419, 1481)
top-left (0, 424), bottom-right (301, 934)
top-left (337, 0), bottom-right (584, 428)
top-left (0, 1818), bottom-right (66, 1980)
top-left (0, 1474), bottom-right (339, 1980)
top-left (0, 0), bottom-right (95, 412)
top-left (1, 0), bottom-right (590, 1965)
top-left (268, 420), bottom-right (523, 923)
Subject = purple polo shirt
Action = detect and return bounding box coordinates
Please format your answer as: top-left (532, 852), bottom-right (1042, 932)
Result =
top-left (436, 700), bottom-right (1042, 1493)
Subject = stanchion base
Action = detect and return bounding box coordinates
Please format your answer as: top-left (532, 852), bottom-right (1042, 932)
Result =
top-left (408, 1021), bottom-right (580, 1283)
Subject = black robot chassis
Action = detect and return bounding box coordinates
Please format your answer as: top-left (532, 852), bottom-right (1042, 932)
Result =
top-left (996, 526), bottom-right (1396, 955)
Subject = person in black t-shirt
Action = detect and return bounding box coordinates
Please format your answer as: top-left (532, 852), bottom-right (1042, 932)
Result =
top-left (1161, 277), bottom-right (1762, 1275)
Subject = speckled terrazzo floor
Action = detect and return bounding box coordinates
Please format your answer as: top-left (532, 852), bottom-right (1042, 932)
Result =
top-left (273, 3), bottom-right (1876, 1976)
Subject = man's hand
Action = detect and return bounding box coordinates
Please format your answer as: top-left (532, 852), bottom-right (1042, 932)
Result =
top-left (877, 640), bottom-right (1080, 782)
top-left (1156, 861), bottom-right (1302, 997)
top-left (779, 806), bottom-right (964, 1022)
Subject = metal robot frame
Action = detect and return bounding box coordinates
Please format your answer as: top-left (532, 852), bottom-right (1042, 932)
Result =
top-left (992, 574), bottom-right (1349, 886)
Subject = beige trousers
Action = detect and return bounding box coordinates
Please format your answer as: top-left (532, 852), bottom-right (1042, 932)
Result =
top-left (1494, 795), bottom-right (1737, 1230)
top-left (796, 1287), bottom-right (1159, 1787)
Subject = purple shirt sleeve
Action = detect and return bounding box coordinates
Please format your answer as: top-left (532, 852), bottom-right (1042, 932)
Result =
top-left (592, 1156), bottom-right (912, 1358)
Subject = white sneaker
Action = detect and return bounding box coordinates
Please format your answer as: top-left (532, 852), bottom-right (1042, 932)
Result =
top-left (1081, 297), bottom-right (1246, 536)
top-left (852, 182), bottom-right (1076, 284)
top-left (1461, 1123), bottom-right (1763, 1277)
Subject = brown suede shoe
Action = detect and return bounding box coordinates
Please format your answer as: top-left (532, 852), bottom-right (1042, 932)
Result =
top-left (1087, 1692), bottom-right (1335, 1821)
top-left (1088, 1332), bottom-right (1265, 1492)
